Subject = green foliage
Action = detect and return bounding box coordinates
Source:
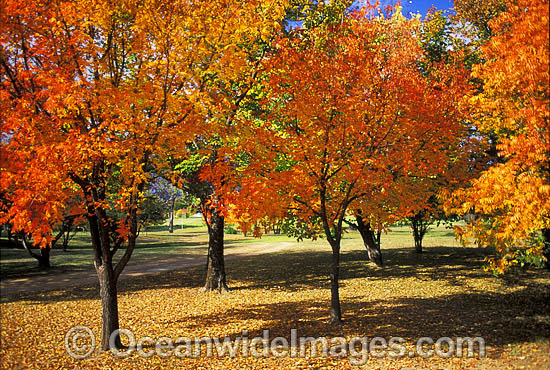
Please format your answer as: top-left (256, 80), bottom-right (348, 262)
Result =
top-left (224, 224), bottom-right (239, 235)
top-left (175, 153), bottom-right (208, 176)
top-left (138, 194), bottom-right (168, 231)
top-left (277, 213), bottom-right (323, 242)
top-left (489, 233), bottom-right (548, 276)
top-left (286, 0), bottom-right (352, 29)
top-left (420, 9), bottom-right (452, 65)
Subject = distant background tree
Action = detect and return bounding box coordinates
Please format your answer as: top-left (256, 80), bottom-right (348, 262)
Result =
top-left (146, 177), bottom-right (182, 234)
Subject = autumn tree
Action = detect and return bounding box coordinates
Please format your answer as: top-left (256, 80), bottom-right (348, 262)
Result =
top-left (393, 7), bottom-right (485, 255)
top-left (174, 150), bottom-right (233, 292)
top-left (221, 6), bottom-right (469, 323)
top-left (0, 0), bottom-right (286, 350)
top-left (347, 7), bottom-right (474, 258)
top-left (171, 1), bottom-right (289, 292)
top-left (447, 0), bottom-right (550, 272)
top-left (1, 0), bottom-right (197, 350)
top-left (0, 190), bottom-right (83, 266)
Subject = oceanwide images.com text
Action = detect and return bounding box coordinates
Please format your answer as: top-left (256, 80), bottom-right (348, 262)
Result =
top-left (65, 326), bottom-right (486, 365)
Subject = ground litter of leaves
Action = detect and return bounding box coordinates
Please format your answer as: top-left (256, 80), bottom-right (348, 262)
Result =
top-left (1, 240), bottom-right (549, 369)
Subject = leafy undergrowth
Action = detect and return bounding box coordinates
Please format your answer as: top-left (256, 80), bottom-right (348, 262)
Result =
top-left (1, 243), bottom-right (549, 369)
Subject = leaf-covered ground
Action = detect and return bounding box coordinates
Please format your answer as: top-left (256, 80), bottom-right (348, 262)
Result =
top-left (1, 230), bottom-right (549, 369)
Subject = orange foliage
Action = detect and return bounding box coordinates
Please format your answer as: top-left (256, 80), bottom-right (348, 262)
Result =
top-left (0, 0), bottom-right (288, 349)
top-left (0, 0), bottom-right (287, 247)
top-left (222, 6), bottom-right (469, 240)
top-left (447, 0), bottom-right (550, 272)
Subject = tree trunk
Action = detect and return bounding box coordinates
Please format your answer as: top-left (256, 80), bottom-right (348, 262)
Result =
top-left (38, 246), bottom-right (51, 269)
top-left (62, 217), bottom-right (74, 252)
top-left (413, 226), bottom-right (423, 253)
top-left (168, 197), bottom-right (176, 233)
top-left (86, 208), bottom-right (135, 351)
top-left (97, 264), bottom-right (121, 350)
top-left (62, 232), bottom-right (70, 252)
top-left (21, 236), bottom-right (52, 269)
top-left (543, 228), bottom-right (550, 270)
top-left (410, 215), bottom-right (426, 254)
top-left (329, 243), bottom-right (342, 324)
top-left (355, 215), bottom-right (383, 267)
top-left (69, 164), bottom-right (142, 352)
top-left (203, 210), bottom-right (230, 293)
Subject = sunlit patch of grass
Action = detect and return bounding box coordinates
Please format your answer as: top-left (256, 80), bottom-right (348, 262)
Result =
top-left (0, 222), bottom-right (472, 279)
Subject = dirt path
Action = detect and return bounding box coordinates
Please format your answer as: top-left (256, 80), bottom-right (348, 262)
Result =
top-left (0, 242), bottom-right (294, 297)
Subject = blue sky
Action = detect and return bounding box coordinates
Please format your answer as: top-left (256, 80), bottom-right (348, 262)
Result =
top-left (401, 0), bottom-right (454, 15)
top-left (286, 1), bottom-right (455, 29)
top-left (352, 0), bottom-right (454, 17)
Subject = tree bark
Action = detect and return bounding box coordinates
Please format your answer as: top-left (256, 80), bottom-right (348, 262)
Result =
top-left (91, 222), bottom-right (137, 351)
top-left (38, 246), bottom-right (51, 269)
top-left (543, 228), bottom-right (550, 270)
top-left (97, 264), bottom-right (121, 350)
top-left (329, 243), bottom-right (342, 324)
top-left (355, 215), bottom-right (383, 267)
top-left (21, 235), bottom-right (56, 269)
top-left (86, 200), bottom-right (137, 351)
top-left (318, 183), bottom-right (347, 325)
top-left (412, 224), bottom-right (423, 253)
top-left (62, 217), bottom-right (75, 252)
top-left (410, 214), bottom-right (428, 254)
top-left (69, 160), bottom-right (142, 352)
top-left (62, 231), bottom-right (70, 251)
top-left (168, 197), bottom-right (176, 233)
top-left (88, 211), bottom-right (121, 351)
top-left (203, 209), bottom-right (230, 292)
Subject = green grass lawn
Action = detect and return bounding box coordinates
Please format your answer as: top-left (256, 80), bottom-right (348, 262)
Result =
top-left (0, 217), bottom-right (207, 278)
top-left (0, 217), bottom-right (461, 279)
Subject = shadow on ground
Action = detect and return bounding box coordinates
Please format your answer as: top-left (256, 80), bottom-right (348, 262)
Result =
top-left (174, 286), bottom-right (549, 357)
top-left (2, 245), bottom-right (549, 356)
